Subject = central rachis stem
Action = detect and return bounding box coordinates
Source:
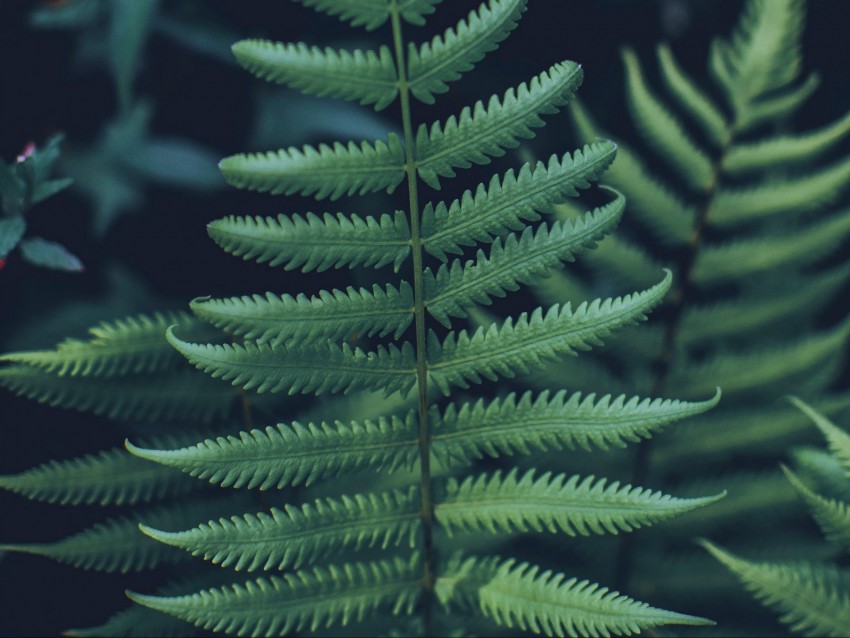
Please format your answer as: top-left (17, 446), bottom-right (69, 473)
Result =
top-left (389, 5), bottom-right (436, 635)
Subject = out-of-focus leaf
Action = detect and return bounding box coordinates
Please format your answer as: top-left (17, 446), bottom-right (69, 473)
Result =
top-left (124, 140), bottom-right (223, 189)
top-left (19, 237), bottom-right (84, 273)
top-left (250, 90), bottom-right (399, 149)
top-left (30, 0), bottom-right (105, 29)
top-left (28, 134), bottom-right (65, 185)
top-left (109, 0), bottom-right (160, 112)
top-left (32, 177), bottom-right (73, 204)
top-left (155, 16), bottom-right (240, 65)
top-left (0, 216), bottom-right (26, 259)
top-left (0, 158), bottom-right (24, 202)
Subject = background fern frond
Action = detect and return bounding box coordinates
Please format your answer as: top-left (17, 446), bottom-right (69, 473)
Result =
top-left (231, 40), bottom-right (398, 110)
top-left (127, 411), bottom-right (418, 489)
top-left (207, 211), bottom-right (411, 273)
top-left (406, 0), bottom-right (526, 104)
top-left (218, 134), bottom-right (405, 200)
top-left (292, 0), bottom-right (392, 31)
top-left (782, 467), bottom-right (850, 547)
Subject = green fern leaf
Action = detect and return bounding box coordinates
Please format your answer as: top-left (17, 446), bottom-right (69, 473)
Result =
top-left (126, 411), bottom-right (418, 489)
top-left (793, 448), bottom-right (850, 504)
top-left (723, 110), bottom-right (850, 175)
top-left (432, 388), bottom-right (719, 466)
top-left (189, 282), bottom-right (414, 347)
top-left (693, 209), bottom-right (850, 284)
top-left (140, 488), bottom-right (420, 571)
top-left (622, 48), bottom-right (714, 191)
top-left (218, 135), bottom-right (405, 200)
top-left (127, 554), bottom-right (422, 636)
top-left (656, 44), bottom-right (729, 147)
top-left (0, 442), bottom-right (197, 506)
top-left (421, 141), bottom-right (617, 260)
top-left (709, 158), bottom-right (850, 227)
top-left (0, 365), bottom-right (234, 423)
top-left (700, 540), bottom-right (850, 638)
top-left (736, 72), bottom-right (820, 132)
top-left (0, 312), bottom-right (208, 377)
top-left (166, 327), bottom-right (417, 396)
top-left (292, 0), bottom-right (390, 30)
top-left (407, 0), bottom-right (526, 104)
top-left (680, 262), bottom-right (850, 343)
top-left (424, 195), bottom-right (624, 327)
top-left (207, 211), bottom-right (410, 273)
top-left (583, 234), bottom-right (664, 290)
top-left (673, 320), bottom-right (850, 400)
top-left (436, 469), bottom-right (724, 537)
top-left (416, 60), bottom-right (582, 188)
top-left (0, 500), bottom-right (235, 573)
top-left (398, 0), bottom-right (442, 25)
top-left (782, 467), bottom-right (850, 547)
top-left (428, 270), bottom-right (671, 394)
top-left (790, 396), bottom-right (850, 473)
top-left (231, 40), bottom-right (398, 110)
top-left (709, 0), bottom-right (805, 110)
top-left (438, 555), bottom-right (713, 637)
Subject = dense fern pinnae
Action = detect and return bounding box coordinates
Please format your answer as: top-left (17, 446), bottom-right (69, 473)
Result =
top-left (558, 0), bottom-right (850, 615)
top-left (112, 1), bottom-right (727, 635)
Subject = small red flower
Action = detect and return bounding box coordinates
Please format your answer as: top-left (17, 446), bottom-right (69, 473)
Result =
top-left (0, 259), bottom-right (7, 271)
top-left (16, 141), bottom-right (36, 163)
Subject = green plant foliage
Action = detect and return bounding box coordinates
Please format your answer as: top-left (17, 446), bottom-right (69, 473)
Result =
top-left (554, 0), bottom-right (850, 623)
top-left (17, 1), bottom-right (729, 635)
top-left (703, 403), bottom-right (850, 636)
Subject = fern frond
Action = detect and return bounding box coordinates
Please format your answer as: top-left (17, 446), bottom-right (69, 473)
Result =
top-left (790, 397), bottom-right (850, 473)
top-left (141, 488), bottom-right (420, 572)
top-left (189, 282), bottom-right (414, 347)
top-left (680, 262), bottom-right (850, 343)
top-left (622, 48), bottom-right (714, 191)
top-left (700, 540), bottom-right (850, 637)
top-left (0, 312), bottom-right (207, 377)
top-left (232, 40), bottom-right (397, 110)
top-left (723, 110), bottom-right (850, 175)
top-left (438, 555), bottom-right (713, 637)
top-left (432, 388), bottom-right (719, 466)
top-left (736, 72), bottom-right (820, 132)
top-left (166, 327), bottom-right (417, 396)
top-left (693, 209), bottom-right (850, 284)
top-left (415, 60), bottom-right (582, 188)
top-left (709, 0), bottom-right (805, 109)
top-left (127, 554), bottom-right (422, 637)
top-left (656, 44), bottom-right (729, 147)
top-left (421, 141), bottom-right (617, 260)
top-left (207, 211), bottom-right (410, 273)
top-left (407, 0), bottom-right (526, 104)
top-left (436, 469), bottom-right (723, 537)
top-left (0, 500), bottom-right (233, 573)
top-left (782, 467), bottom-right (850, 547)
top-left (708, 158), bottom-right (850, 228)
top-left (424, 196), bottom-right (624, 326)
top-left (673, 320), bottom-right (850, 399)
top-left (0, 366), bottom-right (234, 423)
top-left (428, 271), bottom-right (671, 394)
top-left (126, 411), bottom-right (418, 489)
top-left (218, 135), bottom-right (405, 200)
top-left (583, 234), bottom-right (664, 290)
top-left (793, 448), bottom-right (850, 503)
top-left (293, 0), bottom-right (391, 31)
top-left (0, 443), bottom-right (196, 506)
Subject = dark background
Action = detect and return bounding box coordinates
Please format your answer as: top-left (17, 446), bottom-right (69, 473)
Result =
top-left (1, 1), bottom-right (849, 636)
